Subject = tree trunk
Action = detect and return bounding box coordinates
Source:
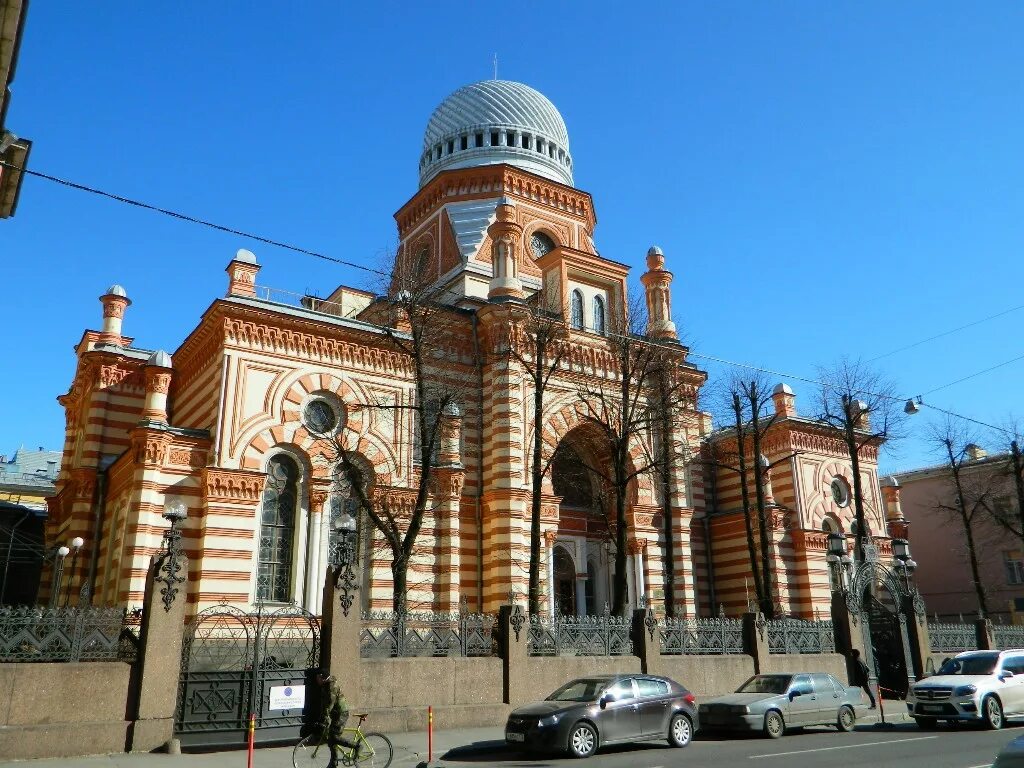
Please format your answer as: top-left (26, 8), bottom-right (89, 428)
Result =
top-left (391, 555), bottom-right (408, 614)
top-left (947, 447), bottom-right (989, 618)
top-left (751, 403), bottom-right (775, 619)
top-left (846, 418), bottom-right (868, 562)
top-left (613, 478), bottom-right (629, 616)
top-left (1012, 441), bottom-right (1024, 545)
top-left (733, 396), bottom-right (764, 612)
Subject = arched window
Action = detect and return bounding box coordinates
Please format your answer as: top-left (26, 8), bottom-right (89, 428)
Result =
top-left (570, 290), bottom-right (584, 330)
top-left (257, 454), bottom-right (299, 602)
top-left (552, 445), bottom-right (593, 509)
top-left (592, 295), bottom-right (606, 335)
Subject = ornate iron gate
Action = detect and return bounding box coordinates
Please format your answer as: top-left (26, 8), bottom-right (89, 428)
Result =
top-left (175, 603), bottom-right (319, 748)
top-left (865, 594), bottom-right (910, 698)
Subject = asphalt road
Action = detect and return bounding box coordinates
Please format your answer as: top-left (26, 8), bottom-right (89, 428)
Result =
top-left (433, 721), bottom-right (1022, 768)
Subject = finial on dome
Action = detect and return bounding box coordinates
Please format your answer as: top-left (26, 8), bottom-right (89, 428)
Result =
top-left (234, 248), bottom-right (258, 264)
top-left (772, 383), bottom-right (794, 396)
top-left (880, 476), bottom-right (900, 488)
top-left (646, 246), bottom-right (665, 270)
top-left (105, 284), bottom-right (127, 298)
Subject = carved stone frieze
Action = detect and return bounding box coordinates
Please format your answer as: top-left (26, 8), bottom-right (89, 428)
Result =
top-left (132, 431), bottom-right (172, 467)
top-left (204, 467), bottom-right (267, 504)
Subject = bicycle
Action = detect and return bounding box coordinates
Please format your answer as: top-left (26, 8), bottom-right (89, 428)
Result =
top-left (292, 713), bottom-right (393, 768)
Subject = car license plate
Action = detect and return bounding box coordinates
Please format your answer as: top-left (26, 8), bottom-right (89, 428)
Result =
top-left (922, 705), bottom-right (944, 713)
top-left (506, 732), bottom-right (525, 742)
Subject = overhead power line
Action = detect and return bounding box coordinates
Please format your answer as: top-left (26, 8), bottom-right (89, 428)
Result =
top-left (8, 159), bottom-right (1023, 433)
top-left (867, 302), bottom-right (1024, 363)
top-left (0, 160), bottom-right (390, 278)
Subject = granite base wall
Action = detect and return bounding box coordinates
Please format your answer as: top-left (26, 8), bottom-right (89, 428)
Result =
top-left (0, 662), bottom-right (133, 759)
top-left (759, 653), bottom-right (848, 682)
top-left (517, 656), bottom-right (643, 704)
top-left (656, 654), bottom-right (756, 697)
top-left (360, 657), bottom-right (504, 708)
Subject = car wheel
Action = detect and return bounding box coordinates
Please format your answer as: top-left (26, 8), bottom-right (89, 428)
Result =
top-left (914, 716), bottom-right (937, 730)
top-left (837, 705), bottom-right (855, 732)
top-left (764, 710), bottom-right (785, 739)
top-left (983, 695), bottom-right (1004, 730)
top-left (567, 721), bottom-right (598, 759)
top-left (668, 713), bottom-right (692, 748)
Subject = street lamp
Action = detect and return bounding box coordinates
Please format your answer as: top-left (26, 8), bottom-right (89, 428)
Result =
top-left (62, 537), bottom-right (85, 607)
top-left (49, 545), bottom-right (71, 608)
top-left (892, 537), bottom-right (917, 593)
top-left (333, 508), bottom-right (359, 617)
top-left (155, 498), bottom-right (189, 612)
top-left (826, 532), bottom-right (849, 591)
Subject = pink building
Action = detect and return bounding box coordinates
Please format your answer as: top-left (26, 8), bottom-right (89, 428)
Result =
top-left (896, 447), bottom-right (1024, 622)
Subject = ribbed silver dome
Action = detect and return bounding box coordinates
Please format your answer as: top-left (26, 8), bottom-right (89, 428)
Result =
top-left (419, 80), bottom-right (573, 188)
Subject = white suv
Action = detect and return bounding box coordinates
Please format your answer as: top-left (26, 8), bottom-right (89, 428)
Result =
top-left (907, 650), bottom-right (1024, 729)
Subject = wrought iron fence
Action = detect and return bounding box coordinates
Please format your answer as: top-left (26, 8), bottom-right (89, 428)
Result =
top-left (0, 605), bottom-right (132, 662)
top-left (928, 621), bottom-right (977, 653)
top-left (360, 602), bottom-right (495, 658)
top-left (659, 615), bottom-right (745, 655)
top-left (994, 623), bottom-right (1024, 650)
top-left (528, 608), bottom-right (633, 657)
top-left (765, 617), bottom-right (836, 654)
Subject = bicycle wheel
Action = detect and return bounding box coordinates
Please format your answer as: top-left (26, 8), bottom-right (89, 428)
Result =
top-left (355, 733), bottom-right (393, 768)
top-left (293, 734), bottom-right (331, 768)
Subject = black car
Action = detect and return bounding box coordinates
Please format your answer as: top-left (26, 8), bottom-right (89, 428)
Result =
top-left (504, 673), bottom-right (698, 758)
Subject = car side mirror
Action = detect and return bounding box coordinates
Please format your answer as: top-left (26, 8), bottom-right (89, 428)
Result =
top-left (599, 694), bottom-right (611, 710)
top-left (1001, 671), bottom-right (1016, 681)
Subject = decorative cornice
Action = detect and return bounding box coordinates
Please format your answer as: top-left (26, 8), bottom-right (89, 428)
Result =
top-left (394, 164), bottom-right (595, 238)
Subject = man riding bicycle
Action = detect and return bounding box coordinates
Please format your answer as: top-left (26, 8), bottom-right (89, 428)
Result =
top-left (316, 670), bottom-right (360, 766)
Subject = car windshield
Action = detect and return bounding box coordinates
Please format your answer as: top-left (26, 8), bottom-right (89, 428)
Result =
top-left (547, 678), bottom-right (609, 703)
top-left (938, 654), bottom-right (999, 676)
top-left (737, 675), bottom-right (791, 695)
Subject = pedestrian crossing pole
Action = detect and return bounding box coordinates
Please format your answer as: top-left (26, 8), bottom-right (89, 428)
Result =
top-left (428, 705), bottom-right (433, 762)
top-left (246, 712), bottom-right (256, 768)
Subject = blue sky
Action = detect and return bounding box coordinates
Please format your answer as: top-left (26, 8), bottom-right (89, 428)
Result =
top-left (3, 2), bottom-right (1022, 473)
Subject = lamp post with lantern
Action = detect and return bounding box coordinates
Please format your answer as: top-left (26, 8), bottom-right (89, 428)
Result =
top-left (49, 545), bottom-right (71, 608)
top-left (154, 498), bottom-right (188, 612)
top-left (332, 507), bottom-right (359, 617)
top-left (62, 537), bottom-right (85, 607)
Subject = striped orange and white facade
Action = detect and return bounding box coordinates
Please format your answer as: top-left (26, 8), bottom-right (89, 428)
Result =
top-left (43, 79), bottom-right (895, 621)
top-left (699, 385), bottom-right (896, 619)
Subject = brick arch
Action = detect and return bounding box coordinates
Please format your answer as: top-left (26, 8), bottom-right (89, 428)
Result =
top-left (535, 403), bottom-right (646, 508)
top-left (804, 459), bottom-right (882, 534)
top-left (242, 372), bottom-right (397, 484)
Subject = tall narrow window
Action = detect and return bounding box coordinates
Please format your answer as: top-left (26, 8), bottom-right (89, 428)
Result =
top-left (592, 295), bottom-right (606, 335)
top-left (258, 455), bottom-right (299, 602)
top-left (570, 290), bottom-right (584, 330)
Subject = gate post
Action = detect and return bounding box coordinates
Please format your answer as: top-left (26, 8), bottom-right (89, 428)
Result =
top-left (499, 602), bottom-right (529, 705)
top-left (321, 567), bottom-right (362, 708)
top-left (128, 552), bottom-right (190, 752)
top-left (901, 595), bottom-right (931, 680)
top-left (742, 613), bottom-right (769, 673)
top-left (830, 591), bottom-right (867, 686)
top-left (632, 607), bottom-right (662, 675)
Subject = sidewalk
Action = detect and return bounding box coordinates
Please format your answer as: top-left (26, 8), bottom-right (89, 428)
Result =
top-left (0, 700), bottom-right (913, 768)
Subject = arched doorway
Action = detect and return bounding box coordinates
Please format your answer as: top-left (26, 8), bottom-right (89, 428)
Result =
top-left (553, 546), bottom-right (576, 617)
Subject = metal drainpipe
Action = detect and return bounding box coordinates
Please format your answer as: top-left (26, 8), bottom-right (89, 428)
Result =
top-left (703, 458), bottom-right (718, 616)
top-left (471, 313), bottom-right (485, 610)
top-left (85, 459), bottom-right (114, 602)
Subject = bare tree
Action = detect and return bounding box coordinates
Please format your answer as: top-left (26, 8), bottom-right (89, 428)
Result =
top-left (507, 285), bottom-right (570, 616)
top-left (707, 373), bottom-right (791, 617)
top-left (927, 418), bottom-right (1000, 617)
top-left (572, 297), bottom-right (696, 616)
top-left (315, 248), bottom-right (466, 614)
top-left (815, 359), bottom-right (903, 560)
top-left (980, 419), bottom-right (1024, 545)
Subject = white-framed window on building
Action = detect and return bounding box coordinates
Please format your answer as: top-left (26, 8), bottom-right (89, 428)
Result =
top-left (570, 289), bottom-right (584, 330)
top-left (258, 454), bottom-right (300, 602)
top-left (1005, 551), bottom-right (1024, 585)
top-left (592, 295), bottom-right (606, 335)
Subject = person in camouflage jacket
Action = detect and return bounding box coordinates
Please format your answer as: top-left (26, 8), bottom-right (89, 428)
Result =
top-left (316, 671), bottom-right (357, 765)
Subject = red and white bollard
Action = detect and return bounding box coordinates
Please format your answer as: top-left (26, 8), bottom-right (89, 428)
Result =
top-left (246, 712), bottom-right (256, 768)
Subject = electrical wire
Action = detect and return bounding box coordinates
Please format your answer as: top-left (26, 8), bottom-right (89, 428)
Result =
top-left (867, 303), bottom-right (1024, 363)
top-left (0, 159), bottom-right (390, 278)
top-left (8, 159), bottom-right (1022, 436)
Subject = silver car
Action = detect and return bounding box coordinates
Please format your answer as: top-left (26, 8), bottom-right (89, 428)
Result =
top-left (698, 673), bottom-right (862, 738)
